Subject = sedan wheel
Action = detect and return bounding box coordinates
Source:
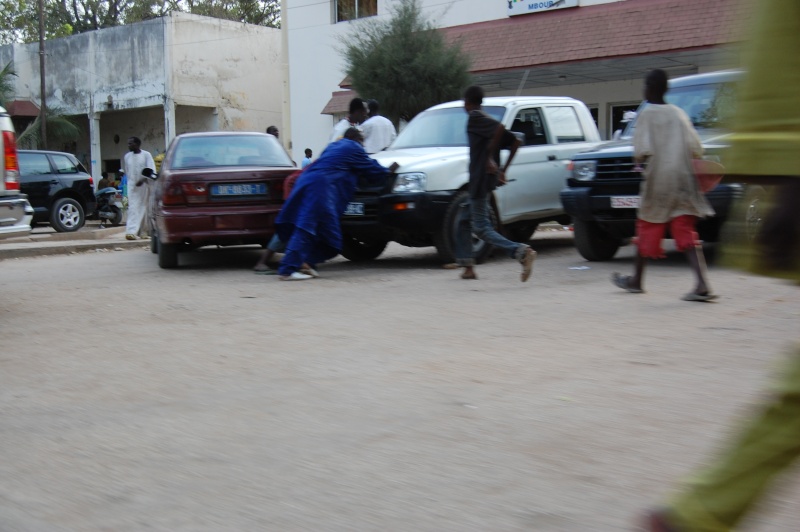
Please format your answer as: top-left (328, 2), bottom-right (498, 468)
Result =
top-left (158, 241), bottom-right (179, 268)
top-left (50, 198), bottom-right (85, 232)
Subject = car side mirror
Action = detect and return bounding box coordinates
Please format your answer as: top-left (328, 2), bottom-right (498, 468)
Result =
top-left (511, 131), bottom-right (525, 145)
top-left (612, 129), bottom-right (623, 141)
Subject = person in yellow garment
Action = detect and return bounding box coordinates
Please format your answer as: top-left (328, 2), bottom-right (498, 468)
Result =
top-left (645, 1), bottom-right (800, 530)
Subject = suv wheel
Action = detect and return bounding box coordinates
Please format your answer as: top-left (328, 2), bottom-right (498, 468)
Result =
top-left (573, 219), bottom-right (622, 261)
top-left (434, 191), bottom-right (496, 264)
top-left (50, 197), bottom-right (85, 232)
top-left (340, 234), bottom-right (388, 262)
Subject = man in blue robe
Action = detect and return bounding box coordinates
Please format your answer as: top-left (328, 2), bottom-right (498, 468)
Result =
top-left (276, 128), bottom-right (399, 280)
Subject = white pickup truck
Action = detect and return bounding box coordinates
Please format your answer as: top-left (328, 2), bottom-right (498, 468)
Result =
top-left (340, 96), bottom-right (601, 262)
top-left (0, 106), bottom-right (33, 241)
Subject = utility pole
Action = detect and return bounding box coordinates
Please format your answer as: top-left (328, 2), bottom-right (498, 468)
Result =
top-left (38, 0), bottom-right (47, 149)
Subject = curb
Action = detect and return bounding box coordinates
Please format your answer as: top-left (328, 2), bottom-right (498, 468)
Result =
top-left (0, 239), bottom-right (149, 261)
top-left (0, 224), bottom-right (150, 260)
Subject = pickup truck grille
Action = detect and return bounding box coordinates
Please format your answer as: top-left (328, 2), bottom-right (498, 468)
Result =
top-left (342, 180), bottom-right (386, 221)
top-left (596, 157), bottom-right (639, 180)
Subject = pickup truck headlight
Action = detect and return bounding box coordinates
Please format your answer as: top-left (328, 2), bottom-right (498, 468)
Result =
top-left (392, 172), bottom-right (427, 193)
top-left (571, 160), bottom-right (597, 181)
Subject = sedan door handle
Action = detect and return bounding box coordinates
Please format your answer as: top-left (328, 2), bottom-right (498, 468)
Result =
top-left (547, 155), bottom-right (557, 161)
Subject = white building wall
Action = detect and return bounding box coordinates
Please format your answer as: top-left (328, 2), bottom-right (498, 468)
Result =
top-left (168, 13), bottom-right (283, 135)
top-left (285, 0), bottom-right (629, 160)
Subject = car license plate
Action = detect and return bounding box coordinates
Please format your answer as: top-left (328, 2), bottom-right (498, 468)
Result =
top-left (610, 196), bottom-right (640, 208)
top-left (211, 183), bottom-right (267, 196)
top-left (344, 202), bottom-right (364, 216)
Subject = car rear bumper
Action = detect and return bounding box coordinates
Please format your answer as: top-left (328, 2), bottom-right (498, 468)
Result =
top-left (155, 204), bottom-right (280, 247)
top-left (0, 195), bottom-right (34, 240)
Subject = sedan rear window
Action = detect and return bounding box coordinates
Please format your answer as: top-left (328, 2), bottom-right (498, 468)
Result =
top-left (172, 135), bottom-right (294, 169)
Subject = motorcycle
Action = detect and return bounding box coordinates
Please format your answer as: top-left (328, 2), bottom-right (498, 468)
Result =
top-left (95, 186), bottom-right (124, 227)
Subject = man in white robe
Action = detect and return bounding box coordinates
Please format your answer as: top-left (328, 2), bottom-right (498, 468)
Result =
top-left (122, 136), bottom-right (156, 240)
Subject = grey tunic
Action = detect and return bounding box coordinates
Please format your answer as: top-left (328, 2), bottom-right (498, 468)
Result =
top-left (633, 104), bottom-right (714, 223)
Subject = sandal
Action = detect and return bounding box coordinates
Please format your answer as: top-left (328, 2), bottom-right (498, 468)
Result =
top-left (612, 272), bottom-right (644, 293)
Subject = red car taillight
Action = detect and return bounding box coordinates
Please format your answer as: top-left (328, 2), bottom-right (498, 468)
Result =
top-left (163, 183), bottom-right (185, 206)
top-left (3, 131), bottom-right (20, 191)
top-left (181, 182), bottom-right (209, 204)
top-left (162, 182), bottom-right (209, 206)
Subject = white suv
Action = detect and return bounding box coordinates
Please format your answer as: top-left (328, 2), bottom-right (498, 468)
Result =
top-left (0, 106), bottom-right (33, 240)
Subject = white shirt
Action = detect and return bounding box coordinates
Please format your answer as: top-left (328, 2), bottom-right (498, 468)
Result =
top-left (329, 118), bottom-right (354, 144)
top-left (361, 115), bottom-right (397, 154)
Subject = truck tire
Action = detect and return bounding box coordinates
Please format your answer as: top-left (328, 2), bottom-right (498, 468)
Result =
top-left (50, 197), bottom-right (84, 232)
top-left (158, 241), bottom-right (179, 268)
top-left (573, 219), bottom-right (622, 261)
top-left (434, 191), bottom-right (496, 264)
top-left (340, 234), bottom-right (388, 262)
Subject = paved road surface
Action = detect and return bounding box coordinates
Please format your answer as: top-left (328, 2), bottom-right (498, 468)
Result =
top-left (1, 233), bottom-right (798, 531)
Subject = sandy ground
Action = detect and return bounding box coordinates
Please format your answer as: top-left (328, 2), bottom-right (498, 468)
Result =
top-left (1, 232), bottom-right (798, 531)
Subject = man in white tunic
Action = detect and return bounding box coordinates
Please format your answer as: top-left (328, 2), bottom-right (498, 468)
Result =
top-left (612, 69), bottom-right (716, 301)
top-left (122, 136), bottom-right (156, 240)
top-left (361, 100), bottom-right (397, 154)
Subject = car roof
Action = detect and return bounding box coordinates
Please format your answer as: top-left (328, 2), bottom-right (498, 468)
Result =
top-left (427, 96), bottom-right (580, 111)
top-left (174, 131), bottom-right (273, 139)
top-left (17, 149), bottom-right (79, 156)
top-left (669, 69), bottom-right (744, 88)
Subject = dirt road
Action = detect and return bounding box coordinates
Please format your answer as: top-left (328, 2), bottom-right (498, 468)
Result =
top-left (1, 233), bottom-right (798, 531)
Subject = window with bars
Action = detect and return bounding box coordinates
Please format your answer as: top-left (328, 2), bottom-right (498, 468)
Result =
top-left (335, 0), bottom-right (377, 22)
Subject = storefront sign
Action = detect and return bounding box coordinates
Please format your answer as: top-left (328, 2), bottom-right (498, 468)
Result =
top-left (508, 0), bottom-right (579, 17)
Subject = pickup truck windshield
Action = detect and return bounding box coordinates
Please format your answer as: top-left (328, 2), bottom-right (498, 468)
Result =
top-left (622, 82), bottom-right (737, 139)
top-left (391, 106), bottom-right (505, 149)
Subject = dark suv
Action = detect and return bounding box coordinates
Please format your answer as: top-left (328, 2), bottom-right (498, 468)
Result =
top-left (18, 150), bottom-right (97, 232)
top-left (560, 70), bottom-right (760, 261)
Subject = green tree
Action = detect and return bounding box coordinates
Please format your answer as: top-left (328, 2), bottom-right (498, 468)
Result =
top-left (0, 60), bottom-right (15, 107)
top-left (338, 0), bottom-right (471, 124)
top-left (17, 107), bottom-right (82, 149)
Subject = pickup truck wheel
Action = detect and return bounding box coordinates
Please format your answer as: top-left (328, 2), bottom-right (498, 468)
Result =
top-left (158, 241), bottom-right (179, 268)
top-left (340, 235), bottom-right (388, 262)
top-left (434, 191), bottom-right (496, 264)
top-left (50, 197), bottom-right (85, 232)
top-left (505, 222), bottom-right (539, 243)
top-left (573, 219), bottom-right (621, 261)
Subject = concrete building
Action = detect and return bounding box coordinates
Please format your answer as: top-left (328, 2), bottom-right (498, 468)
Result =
top-left (285, 0), bottom-right (747, 162)
top-left (0, 12), bottom-right (285, 182)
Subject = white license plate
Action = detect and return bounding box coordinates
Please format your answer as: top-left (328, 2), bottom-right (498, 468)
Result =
top-left (211, 183), bottom-right (267, 196)
top-left (610, 196), bottom-right (640, 208)
top-left (344, 202), bottom-right (364, 216)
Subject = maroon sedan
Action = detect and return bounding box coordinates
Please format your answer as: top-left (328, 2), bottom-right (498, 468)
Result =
top-left (149, 132), bottom-right (297, 268)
